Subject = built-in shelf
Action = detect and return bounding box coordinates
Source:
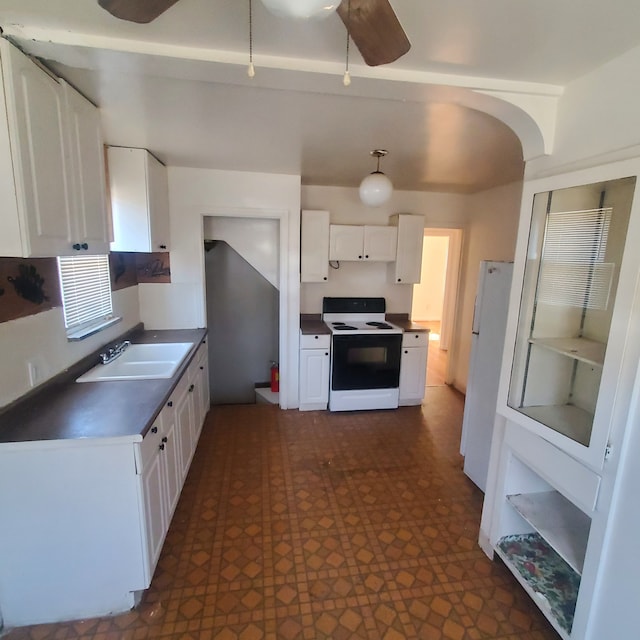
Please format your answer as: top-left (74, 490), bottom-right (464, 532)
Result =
top-left (519, 404), bottom-right (593, 446)
top-left (496, 533), bottom-right (579, 639)
top-left (507, 491), bottom-right (591, 574)
top-left (529, 337), bottom-right (606, 368)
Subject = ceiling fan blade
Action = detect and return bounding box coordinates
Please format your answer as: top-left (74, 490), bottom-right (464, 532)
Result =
top-left (97, 0), bottom-right (180, 24)
top-left (337, 0), bottom-right (411, 67)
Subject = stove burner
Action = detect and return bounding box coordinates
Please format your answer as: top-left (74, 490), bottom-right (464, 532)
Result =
top-left (366, 321), bottom-right (393, 329)
top-left (332, 322), bottom-right (346, 325)
top-left (333, 325), bottom-right (357, 330)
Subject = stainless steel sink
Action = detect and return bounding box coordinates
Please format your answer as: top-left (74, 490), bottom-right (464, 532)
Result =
top-left (76, 342), bottom-right (193, 382)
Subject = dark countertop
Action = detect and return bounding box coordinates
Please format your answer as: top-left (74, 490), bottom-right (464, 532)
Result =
top-left (300, 314), bottom-right (331, 335)
top-left (386, 314), bottom-right (431, 333)
top-left (0, 328), bottom-right (207, 444)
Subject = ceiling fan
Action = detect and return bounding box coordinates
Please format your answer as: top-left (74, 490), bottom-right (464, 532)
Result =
top-left (97, 0), bottom-right (411, 67)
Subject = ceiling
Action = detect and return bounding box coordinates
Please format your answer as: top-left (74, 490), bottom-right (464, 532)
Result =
top-left (2, 0), bottom-right (640, 193)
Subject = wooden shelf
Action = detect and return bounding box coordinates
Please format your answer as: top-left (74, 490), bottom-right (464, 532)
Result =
top-left (518, 404), bottom-right (593, 446)
top-left (496, 533), bottom-right (579, 640)
top-left (507, 491), bottom-right (590, 574)
top-left (529, 337), bottom-right (606, 367)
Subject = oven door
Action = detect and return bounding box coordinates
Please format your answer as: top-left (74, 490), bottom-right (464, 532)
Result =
top-left (331, 334), bottom-right (402, 391)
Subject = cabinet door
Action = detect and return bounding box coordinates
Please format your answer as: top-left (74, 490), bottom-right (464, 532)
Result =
top-left (162, 410), bottom-right (181, 520)
top-left (364, 225), bottom-right (397, 261)
top-left (399, 346), bottom-right (428, 404)
top-left (301, 210), bottom-right (330, 281)
top-left (146, 151), bottom-right (170, 251)
top-left (299, 348), bottom-right (330, 409)
top-left (2, 41), bottom-right (74, 256)
top-left (142, 447), bottom-right (166, 576)
top-left (329, 225), bottom-right (364, 261)
top-left (63, 81), bottom-right (111, 254)
top-left (392, 215), bottom-right (425, 283)
top-left (175, 382), bottom-right (195, 482)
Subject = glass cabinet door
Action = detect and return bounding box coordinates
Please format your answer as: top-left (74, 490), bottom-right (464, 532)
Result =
top-left (508, 176), bottom-right (635, 448)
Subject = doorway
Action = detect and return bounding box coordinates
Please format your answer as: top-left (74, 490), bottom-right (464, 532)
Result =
top-left (411, 228), bottom-right (462, 386)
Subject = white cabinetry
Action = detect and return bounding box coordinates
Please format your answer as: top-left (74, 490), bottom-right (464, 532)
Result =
top-left (299, 332), bottom-right (330, 411)
top-left (0, 40), bottom-right (110, 257)
top-left (108, 146), bottom-right (170, 252)
top-left (0, 339), bottom-right (210, 627)
top-left (482, 159), bottom-right (640, 640)
top-left (389, 214), bottom-right (425, 283)
top-left (301, 210), bottom-right (330, 282)
top-left (399, 331), bottom-right (428, 405)
top-left (329, 224), bottom-right (397, 261)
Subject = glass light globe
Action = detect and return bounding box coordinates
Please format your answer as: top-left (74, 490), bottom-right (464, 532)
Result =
top-left (261, 0), bottom-right (340, 19)
top-left (359, 171), bottom-right (393, 207)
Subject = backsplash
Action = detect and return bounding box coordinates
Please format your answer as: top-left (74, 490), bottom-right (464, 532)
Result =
top-left (0, 252), bottom-right (171, 324)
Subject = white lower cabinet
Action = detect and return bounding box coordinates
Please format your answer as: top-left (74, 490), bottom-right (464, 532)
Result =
top-left (399, 332), bottom-right (428, 405)
top-left (299, 332), bottom-right (330, 411)
top-left (0, 340), bottom-right (210, 627)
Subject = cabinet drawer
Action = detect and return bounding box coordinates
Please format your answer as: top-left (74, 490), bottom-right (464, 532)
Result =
top-left (402, 332), bottom-right (428, 347)
top-left (300, 333), bottom-right (331, 349)
top-left (140, 419), bottom-right (164, 472)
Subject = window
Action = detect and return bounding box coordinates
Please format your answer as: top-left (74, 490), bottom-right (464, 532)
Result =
top-left (57, 255), bottom-right (120, 340)
top-left (536, 207), bottom-right (614, 310)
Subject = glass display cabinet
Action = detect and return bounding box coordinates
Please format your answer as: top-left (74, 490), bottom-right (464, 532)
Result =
top-left (484, 158), bottom-right (640, 639)
top-left (507, 175), bottom-right (635, 460)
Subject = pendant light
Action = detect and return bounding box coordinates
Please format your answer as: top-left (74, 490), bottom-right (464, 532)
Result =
top-left (261, 0), bottom-right (340, 20)
top-left (359, 150), bottom-right (393, 207)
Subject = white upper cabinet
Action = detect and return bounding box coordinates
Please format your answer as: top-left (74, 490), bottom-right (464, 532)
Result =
top-left (300, 210), bottom-right (330, 282)
top-left (108, 147), bottom-right (170, 253)
top-left (62, 80), bottom-right (111, 254)
top-left (329, 224), bottom-right (397, 262)
top-left (389, 214), bottom-right (425, 284)
top-left (0, 40), bottom-right (110, 257)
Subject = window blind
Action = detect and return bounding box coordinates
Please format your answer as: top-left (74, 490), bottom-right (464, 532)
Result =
top-left (57, 255), bottom-right (114, 334)
top-left (537, 207), bottom-right (614, 310)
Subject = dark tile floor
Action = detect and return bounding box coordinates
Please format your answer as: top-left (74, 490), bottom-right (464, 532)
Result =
top-left (5, 387), bottom-right (558, 639)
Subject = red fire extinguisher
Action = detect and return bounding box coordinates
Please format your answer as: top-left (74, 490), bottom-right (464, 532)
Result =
top-left (270, 361), bottom-right (279, 393)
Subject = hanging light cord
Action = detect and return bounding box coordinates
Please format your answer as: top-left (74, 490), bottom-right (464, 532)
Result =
top-left (343, 0), bottom-right (351, 86)
top-left (248, 0), bottom-right (255, 77)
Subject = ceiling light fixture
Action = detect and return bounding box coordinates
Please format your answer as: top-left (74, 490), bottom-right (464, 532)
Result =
top-left (247, 0), bottom-right (256, 77)
top-left (359, 150), bottom-right (393, 207)
top-left (343, 0), bottom-right (351, 86)
top-left (260, 0), bottom-right (340, 20)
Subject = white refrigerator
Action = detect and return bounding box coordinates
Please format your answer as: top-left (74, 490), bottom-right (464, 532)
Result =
top-left (460, 260), bottom-right (513, 492)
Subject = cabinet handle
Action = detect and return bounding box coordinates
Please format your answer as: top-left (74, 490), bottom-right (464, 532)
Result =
top-left (200, 366), bottom-right (204, 370)
top-left (325, 352), bottom-right (329, 356)
top-left (167, 401), bottom-right (173, 407)
top-left (358, 255), bottom-right (362, 259)
top-left (314, 335), bottom-right (318, 339)
top-left (72, 243), bottom-right (81, 251)
top-left (159, 244), bottom-right (167, 249)
top-left (405, 350), bottom-right (408, 354)
top-left (365, 254), bottom-right (369, 259)
top-left (81, 243), bottom-right (88, 250)
top-left (159, 443), bottom-right (165, 451)
top-left (162, 436), bottom-right (168, 443)
top-left (415, 334), bottom-right (419, 339)
top-left (323, 276), bottom-right (327, 280)
top-left (397, 278), bottom-right (402, 282)
top-left (151, 426), bottom-right (158, 434)
top-left (189, 384), bottom-right (195, 392)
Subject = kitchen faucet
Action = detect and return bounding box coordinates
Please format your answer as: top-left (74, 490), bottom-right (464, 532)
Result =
top-left (100, 340), bottom-right (130, 365)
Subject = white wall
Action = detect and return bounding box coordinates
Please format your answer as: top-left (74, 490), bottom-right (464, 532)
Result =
top-left (528, 44), bottom-right (640, 178)
top-left (411, 235), bottom-right (449, 321)
top-left (0, 286), bottom-right (140, 408)
top-left (451, 181), bottom-right (522, 393)
top-left (300, 185), bottom-right (468, 315)
top-left (158, 167), bottom-right (301, 409)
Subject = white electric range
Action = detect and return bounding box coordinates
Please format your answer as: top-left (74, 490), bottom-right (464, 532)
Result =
top-left (322, 297), bottom-right (403, 411)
